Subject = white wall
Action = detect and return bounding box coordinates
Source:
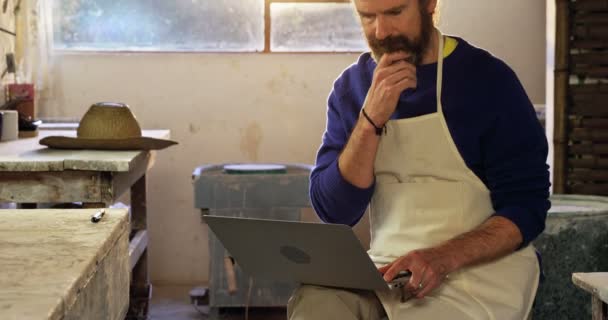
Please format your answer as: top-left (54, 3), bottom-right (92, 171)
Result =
top-left (41, 0), bottom-right (546, 285)
top-left (44, 53), bottom-right (357, 285)
top-left (438, 0), bottom-right (546, 104)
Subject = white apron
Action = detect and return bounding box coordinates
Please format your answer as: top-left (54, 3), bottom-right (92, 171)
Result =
top-left (368, 32), bottom-right (540, 320)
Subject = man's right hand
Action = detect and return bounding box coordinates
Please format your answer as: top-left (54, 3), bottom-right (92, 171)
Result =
top-left (337, 52), bottom-right (417, 189)
top-left (362, 52), bottom-right (417, 127)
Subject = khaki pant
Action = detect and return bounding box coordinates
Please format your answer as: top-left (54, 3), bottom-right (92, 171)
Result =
top-left (288, 285), bottom-right (386, 320)
top-left (287, 285), bottom-right (482, 320)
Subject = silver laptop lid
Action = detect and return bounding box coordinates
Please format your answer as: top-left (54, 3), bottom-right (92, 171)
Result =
top-left (204, 216), bottom-right (390, 291)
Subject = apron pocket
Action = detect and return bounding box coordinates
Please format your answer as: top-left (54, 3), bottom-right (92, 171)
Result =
top-left (400, 180), bottom-right (465, 243)
top-left (370, 180), bottom-right (465, 255)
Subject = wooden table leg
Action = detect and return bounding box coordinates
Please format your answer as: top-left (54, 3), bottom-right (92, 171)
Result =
top-left (131, 174), bottom-right (147, 231)
top-left (128, 251), bottom-right (151, 319)
top-left (592, 295), bottom-right (607, 320)
top-left (126, 174), bottom-right (150, 318)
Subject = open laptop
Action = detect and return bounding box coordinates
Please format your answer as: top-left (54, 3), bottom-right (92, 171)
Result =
top-left (204, 215), bottom-right (410, 291)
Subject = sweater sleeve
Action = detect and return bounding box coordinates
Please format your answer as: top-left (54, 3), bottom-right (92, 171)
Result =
top-left (482, 61), bottom-right (551, 248)
top-left (309, 89), bottom-right (375, 226)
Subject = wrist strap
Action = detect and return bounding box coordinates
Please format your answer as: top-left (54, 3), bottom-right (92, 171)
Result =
top-left (361, 108), bottom-right (386, 136)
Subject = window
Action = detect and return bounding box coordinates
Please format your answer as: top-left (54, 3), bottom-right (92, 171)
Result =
top-left (53, 0), bottom-right (265, 51)
top-left (271, 2), bottom-right (366, 52)
top-left (53, 0), bottom-right (367, 52)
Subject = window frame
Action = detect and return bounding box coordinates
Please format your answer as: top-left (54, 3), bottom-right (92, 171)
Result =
top-left (52, 0), bottom-right (363, 54)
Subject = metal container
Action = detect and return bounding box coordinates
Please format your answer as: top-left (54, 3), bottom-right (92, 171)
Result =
top-left (193, 163), bottom-right (312, 313)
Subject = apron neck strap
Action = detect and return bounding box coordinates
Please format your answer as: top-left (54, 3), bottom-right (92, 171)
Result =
top-left (436, 30), bottom-right (445, 115)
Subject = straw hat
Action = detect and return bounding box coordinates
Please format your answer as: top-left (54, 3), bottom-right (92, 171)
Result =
top-left (39, 102), bottom-right (178, 150)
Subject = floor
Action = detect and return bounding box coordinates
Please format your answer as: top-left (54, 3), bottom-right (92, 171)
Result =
top-left (148, 285), bottom-right (286, 320)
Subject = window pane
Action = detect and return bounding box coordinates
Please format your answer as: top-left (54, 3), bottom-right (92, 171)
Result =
top-left (53, 0), bottom-right (264, 51)
top-left (271, 3), bottom-right (367, 52)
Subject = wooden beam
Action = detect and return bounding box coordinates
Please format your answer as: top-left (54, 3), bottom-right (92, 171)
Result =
top-left (127, 250), bottom-right (150, 318)
top-left (553, 0), bottom-right (570, 194)
top-left (129, 230), bottom-right (148, 270)
top-left (571, 129), bottom-right (608, 142)
top-left (572, 39), bottom-right (608, 49)
top-left (570, 83), bottom-right (608, 94)
top-left (571, 0), bottom-right (608, 11)
top-left (0, 171), bottom-right (111, 204)
top-left (570, 118), bottom-right (608, 129)
top-left (570, 184), bottom-right (608, 196)
top-left (112, 152), bottom-right (151, 201)
top-left (130, 174), bottom-right (147, 231)
top-left (570, 158), bottom-right (608, 169)
top-left (569, 144), bottom-right (608, 155)
top-left (569, 169), bottom-right (608, 181)
top-left (265, 0), bottom-right (271, 52)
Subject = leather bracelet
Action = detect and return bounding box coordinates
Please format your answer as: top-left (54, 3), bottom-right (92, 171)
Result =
top-left (361, 108), bottom-right (386, 136)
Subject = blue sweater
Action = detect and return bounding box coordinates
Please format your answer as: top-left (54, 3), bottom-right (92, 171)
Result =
top-left (310, 37), bottom-right (551, 248)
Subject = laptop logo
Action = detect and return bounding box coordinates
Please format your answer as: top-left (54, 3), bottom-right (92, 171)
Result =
top-left (280, 246), bottom-right (311, 264)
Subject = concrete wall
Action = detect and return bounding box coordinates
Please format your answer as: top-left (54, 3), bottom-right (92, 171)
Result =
top-left (40, 0), bottom-right (546, 285)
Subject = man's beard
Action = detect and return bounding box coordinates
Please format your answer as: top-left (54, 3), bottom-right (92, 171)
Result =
top-left (367, 9), bottom-right (434, 65)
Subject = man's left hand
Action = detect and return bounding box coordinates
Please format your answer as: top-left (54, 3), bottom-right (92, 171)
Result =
top-left (378, 248), bottom-right (455, 299)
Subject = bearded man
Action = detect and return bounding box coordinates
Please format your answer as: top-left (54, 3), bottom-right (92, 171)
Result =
top-left (288, 0), bottom-right (551, 319)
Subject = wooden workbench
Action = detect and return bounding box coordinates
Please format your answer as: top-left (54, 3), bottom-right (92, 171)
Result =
top-left (0, 209), bottom-right (130, 319)
top-left (573, 273), bottom-right (608, 320)
top-left (0, 129), bottom-right (171, 317)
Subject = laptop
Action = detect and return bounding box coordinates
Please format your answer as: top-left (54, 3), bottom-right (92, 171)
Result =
top-left (204, 215), bottom-right (409, 291)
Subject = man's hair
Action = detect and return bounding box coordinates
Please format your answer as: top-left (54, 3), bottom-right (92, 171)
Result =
top-left (351, 0), bottom-right (441, 24)
top-left (420, 0), bottom-right (441, 25)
